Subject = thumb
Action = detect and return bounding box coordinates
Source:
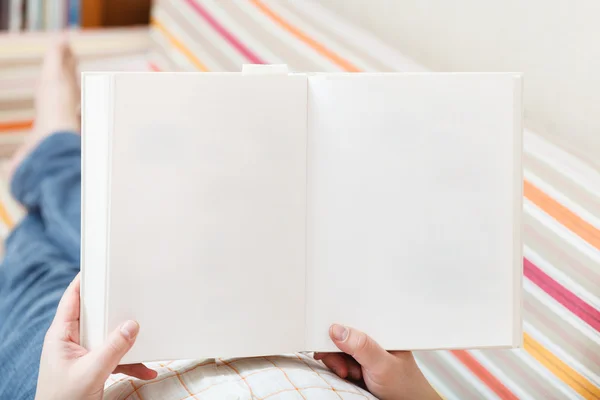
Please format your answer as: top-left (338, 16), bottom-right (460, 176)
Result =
top-left (85, 320), bottom-right (140, 381)
top-left (329, 324), bottom-right (395, 373)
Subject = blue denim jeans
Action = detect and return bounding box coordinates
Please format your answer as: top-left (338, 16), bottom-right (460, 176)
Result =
top-left (0, 133), bottom-right (81, 399)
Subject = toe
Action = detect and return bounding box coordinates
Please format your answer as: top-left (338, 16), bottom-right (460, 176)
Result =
top-left (42, 37), bottom-right (74, 73)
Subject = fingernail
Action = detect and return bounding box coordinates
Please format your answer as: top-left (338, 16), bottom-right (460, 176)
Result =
top-left (120, 320), bottom-right (139, 340)
top-left (331, 324), bottom-right (348, 341)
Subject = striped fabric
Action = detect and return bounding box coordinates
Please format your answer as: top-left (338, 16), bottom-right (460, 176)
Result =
top-left (148, 1), bottom-right (600, 399)
top-left (0, 1), bottom-right (598, 399)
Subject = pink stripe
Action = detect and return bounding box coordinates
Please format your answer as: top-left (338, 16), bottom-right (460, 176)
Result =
top-left (524, 258), bottom-right (600, 332)
top-left (184, 0), bottom-right (265, 64)
top-left (148, 62), bottom-right (161, 72)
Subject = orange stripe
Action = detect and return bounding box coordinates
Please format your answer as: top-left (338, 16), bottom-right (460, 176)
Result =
top-left (524, 333), bottom-right (600, 399)
top-left (524, 180), bottom-right (600, 250)
top-left (150, 18), bottom-right (209, 72)
top-left (451, 351), bottom-right (518, 399)
top-left (0, 201), bottom-right (14, 229)
top-left (0, 120), bottom-right (33, 132)
top-left (250, 0), bottom-right (360, 72)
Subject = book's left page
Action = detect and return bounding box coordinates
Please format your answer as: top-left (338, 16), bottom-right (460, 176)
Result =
top-left (84, 72), bottom-right (308, 363)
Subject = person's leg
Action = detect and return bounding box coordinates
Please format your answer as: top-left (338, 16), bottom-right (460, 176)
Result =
top-left (0, 40), bottom-right (82, 399)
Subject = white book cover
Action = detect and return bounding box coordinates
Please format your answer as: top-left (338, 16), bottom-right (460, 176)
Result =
top-left (81, 67), bottom-right (523, 364)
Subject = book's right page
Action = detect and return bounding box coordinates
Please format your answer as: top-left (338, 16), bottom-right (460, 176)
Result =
top-left (306, 73), bottom-right (522, 351)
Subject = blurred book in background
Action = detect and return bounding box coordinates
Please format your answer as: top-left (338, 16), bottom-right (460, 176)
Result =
top-left (0, 0), bottom-right (79, 31)
top-left (0, 0), bottom-right (150, 31)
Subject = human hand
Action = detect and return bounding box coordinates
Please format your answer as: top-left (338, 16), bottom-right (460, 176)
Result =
top-left (35, 274), bottom-right (157, 400)
top-left (315, 324), bottom-right (440, 400)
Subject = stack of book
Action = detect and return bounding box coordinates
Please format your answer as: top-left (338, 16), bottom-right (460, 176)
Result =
top-left (0, 0), bottom-right (80, 31)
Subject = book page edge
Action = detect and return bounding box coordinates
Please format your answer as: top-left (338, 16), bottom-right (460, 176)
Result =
top-left (513, 74), bottom-right (524, 348)
top-left (80, 72), bottom-right (113, 351)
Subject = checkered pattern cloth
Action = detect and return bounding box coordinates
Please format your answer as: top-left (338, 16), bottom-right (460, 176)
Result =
top-left (1, 1), bottom-right (600, 399)
top-left (105, 355), bottom-right (375, 400)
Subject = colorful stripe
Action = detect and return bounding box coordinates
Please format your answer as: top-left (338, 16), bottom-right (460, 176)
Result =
top-left (184, 0), bottom-right (264, 64)
top-left (524, 258), bottom-right (600, 331)
top-left (250, 0), bottom-right (360, 72)
top-left (0, 120), bottom-right (33, 132)
top-left (150, 18), bottom-right (209, 72)
top-left (148, 62), bottom-right (161, 72)
top-left (451, 351), bottom-right (519, 399)
top-left (524, 333), bottom-right (600, 399)
top-left (524, 179), bottom-right (600, 250)
top-left (0, 200), bottom-right (14, 229)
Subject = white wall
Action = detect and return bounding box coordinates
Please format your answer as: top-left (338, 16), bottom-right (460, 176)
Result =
top-left (320, 0), bottom-right (600, 167)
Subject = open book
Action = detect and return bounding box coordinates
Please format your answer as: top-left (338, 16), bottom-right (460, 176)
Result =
top-left (81, 67), bottom-right (523, 364)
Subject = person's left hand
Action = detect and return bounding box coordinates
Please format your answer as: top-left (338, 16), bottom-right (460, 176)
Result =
top-left (35, 274), bottom-right (157, 400)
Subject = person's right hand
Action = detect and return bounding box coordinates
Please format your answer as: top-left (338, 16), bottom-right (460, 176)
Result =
top-left (315, 324), bottom-right (440, 400)
top-left (35, 274), bottom-right (156, 400)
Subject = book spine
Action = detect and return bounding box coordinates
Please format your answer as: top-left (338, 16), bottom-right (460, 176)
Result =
top-left (43, 0), bottom-right (51, 30)
top-left (26, 0), bottom-right (34, 29)
top-left (512, 75), bottom-right (524, 348)
top-left (0, 0), bottom-right (9, 30)
top-left (58, 0), bottom-right (67, 29)
top-left (53, 0), bottom-right (62, 30)
top-left (8, 0), bottom-right (23, 31)
top-left (67, 0), bottom-right (79, 27)
top-left (44, 0), bottom-right (64, 31)
top-left (37, 0), bottom-right (42, 29)
top-left (26, 0), bottom-right (39, 30)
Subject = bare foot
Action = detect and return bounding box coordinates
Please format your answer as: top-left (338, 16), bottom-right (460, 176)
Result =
top-left (9, 38), bottom-right (80, 180)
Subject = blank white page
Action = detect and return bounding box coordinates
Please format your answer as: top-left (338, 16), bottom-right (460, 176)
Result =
top-left (106, 73), bottom-right (307, 363)
top-left (306, 74), bottom-right (522, 351)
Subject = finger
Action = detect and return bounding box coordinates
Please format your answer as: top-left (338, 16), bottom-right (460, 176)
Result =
top-left (316, 353), bottom-right (362, 381)
top-left (114, 364), bottom-right (157, 380)
top-left (85, 320), bottom-right (140, 381)
top-left (319, 353), bottom-right (349, 379)
top-left (47, 274), bottom-right (82, 343)
top-left (329, 324), bottom-right (395, 373)
top-left (53, 274), bottom-right (81, 324)
top-left (347, 357), bottom-right (363, 381)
